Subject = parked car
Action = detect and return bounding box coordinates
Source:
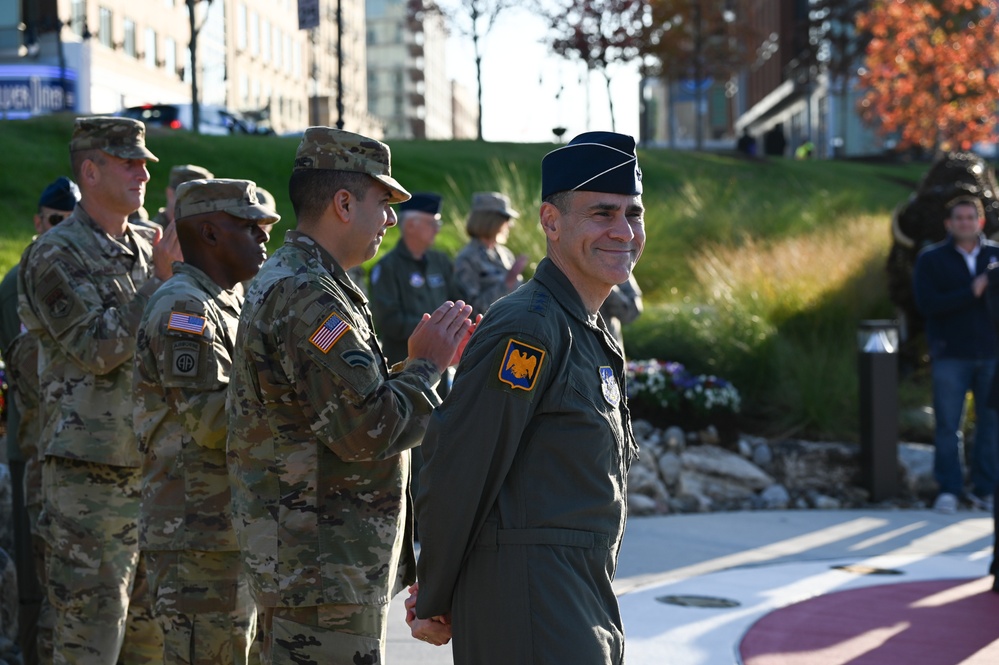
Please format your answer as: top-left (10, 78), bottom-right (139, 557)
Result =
top-left (117, 103), bottom-right (232, 135)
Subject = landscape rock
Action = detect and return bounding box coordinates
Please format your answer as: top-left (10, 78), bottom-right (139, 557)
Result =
top-left (811, 494), bottom-right (842, 510)
top-left (769, 439), bottom-right (860, 494)
top-left (663, 426), bottom-right (686, 452)
top-left (760, 483), bottom-right (790, 509)
top-left (657, 452), bottom-right (683, 489)
top-left (628, 493), bottom-right (660, 516)
top-left (737, 438), bottom-right (753, 459)
top-left (681, 445), bottom-right (775, 491)
top-left (752, 443), bottom-right (773, 468)
top-left (898, 442), bottom-right (936, 499)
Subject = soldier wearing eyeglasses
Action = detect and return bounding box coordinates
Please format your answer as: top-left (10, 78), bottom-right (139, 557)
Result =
top-left (0, 176), bottom-right (78, 665)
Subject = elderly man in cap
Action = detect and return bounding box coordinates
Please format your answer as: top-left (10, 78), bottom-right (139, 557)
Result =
top-left (0, 176), bottom-right (79, 665)
top-left (18, 116), bottom-right (182, 664)
top-left (453, 191), bottom-right (529, 314)
top-left (151, 164), bottom-right (215, 228)
top-left (370, 192), bottom-right (465, 365)
top-left (413, 131), bottom-right (645, 664)
top-left (134, 179), bottom-right (278, 664)
top-left (226, 127), bottom-right (474, 664)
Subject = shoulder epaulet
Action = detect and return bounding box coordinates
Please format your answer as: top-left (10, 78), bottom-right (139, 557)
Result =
top-left (528, 290), bottom-right (550, 316)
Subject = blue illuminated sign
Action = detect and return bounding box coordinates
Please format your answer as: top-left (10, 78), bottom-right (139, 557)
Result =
top-left (0, 64), bottom-right (77, 117)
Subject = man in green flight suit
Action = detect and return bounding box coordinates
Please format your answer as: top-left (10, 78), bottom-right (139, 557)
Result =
top-left (226, 128), bottom-right (474, 664)
top-left (369, 192), bottom-right (465, 365)
top-left (133, 178), bottom-right (280, 664)
top-left (412, 131), bottom-right (645, 664)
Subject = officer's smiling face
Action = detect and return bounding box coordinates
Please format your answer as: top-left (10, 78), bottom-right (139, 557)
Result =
top-left (543, 191), bottom-right (645, 298)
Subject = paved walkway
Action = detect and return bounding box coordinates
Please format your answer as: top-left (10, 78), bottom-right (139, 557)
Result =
top-left (386, 509), bottom-right (996, 664)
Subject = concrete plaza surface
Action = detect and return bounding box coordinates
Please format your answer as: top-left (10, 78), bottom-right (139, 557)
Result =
top-left (385, 509), bottom-right (996, 664)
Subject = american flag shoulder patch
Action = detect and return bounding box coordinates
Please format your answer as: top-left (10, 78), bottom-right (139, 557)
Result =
top-left (167, 311), bottom-right (207, 335)
top-left (310, 311), bottom-right (351, 353)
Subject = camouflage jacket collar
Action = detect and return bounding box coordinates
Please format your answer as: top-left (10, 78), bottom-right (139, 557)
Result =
top-left (74, 204), bottom-right (142, 259)
top-left (172, 261), bottom-right (243, 313)
top-left (283, 229), bottom-right (366, 305)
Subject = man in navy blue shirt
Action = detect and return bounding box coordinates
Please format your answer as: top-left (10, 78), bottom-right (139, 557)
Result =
top-left (914, 196), bottom-right (999, 514)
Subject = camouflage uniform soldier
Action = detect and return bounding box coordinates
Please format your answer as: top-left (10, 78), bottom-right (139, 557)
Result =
top-left (453, 191), bottom-right (528, 314)
top-left (17, 117), bottom-right (181, 665)
top-left (0, 176), bottom-right (78, 665)
top-left (226, 127), bottom-right (474, 664)
top-left (0, 462), bottom-right (23, 665)
top-left (134, 179), bottom-right (279, 664)
top-left (151, 164), bottom-right (215, 228)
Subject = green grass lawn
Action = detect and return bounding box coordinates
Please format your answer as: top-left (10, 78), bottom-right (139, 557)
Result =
top-left (0, 113), bottom-right (936, 440)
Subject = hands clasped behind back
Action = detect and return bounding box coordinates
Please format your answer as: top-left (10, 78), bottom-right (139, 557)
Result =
top-left (408, 300), bottom-right (474, 373)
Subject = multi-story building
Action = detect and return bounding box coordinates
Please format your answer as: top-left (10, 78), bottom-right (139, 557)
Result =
top-left (450, 78), bottom-right (476, 140)
top-left (1, 0), bottom-right (380, 136)
top-left (366, 0), bottom-right (451, 139)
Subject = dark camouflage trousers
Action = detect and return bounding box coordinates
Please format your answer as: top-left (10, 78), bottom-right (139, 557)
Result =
top-left (41, 457), bottom-right (163, 665)
top-left (145, 550), bottom-right (256, 665)
top-left (262, 603), bottom-right (389, 665)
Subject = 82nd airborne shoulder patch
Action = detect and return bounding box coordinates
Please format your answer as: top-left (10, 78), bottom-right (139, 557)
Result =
top-left (498, 338), bottom-right (545, 391)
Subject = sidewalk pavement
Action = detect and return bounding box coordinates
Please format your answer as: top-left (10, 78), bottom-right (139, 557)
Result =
top-left (386, 509), bottom-right (996, 664)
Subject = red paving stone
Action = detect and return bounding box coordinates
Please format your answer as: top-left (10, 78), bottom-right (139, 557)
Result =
top-left (739, 577), bottom-right (999, 665)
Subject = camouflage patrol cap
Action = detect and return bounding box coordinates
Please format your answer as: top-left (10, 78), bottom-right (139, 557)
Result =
top-left (169, 164), bottom-right (214, 190)
top-left (174, 179), bottom-right (281, 224)
top-left (293, 126), bottom-right (411, 204)
top-left (471, 191), bottom-right (520, 219)
top-left (70, 116), bottom-right (159, 161)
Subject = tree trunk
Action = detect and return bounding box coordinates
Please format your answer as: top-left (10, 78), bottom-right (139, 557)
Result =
top-left (603, 69), bottom-right (616, 132)
top-left (472, 3), bottom-right (484, 141)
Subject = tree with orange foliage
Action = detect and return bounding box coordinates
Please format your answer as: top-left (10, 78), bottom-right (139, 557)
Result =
top-left (857, 0), bottom-right (999, 152)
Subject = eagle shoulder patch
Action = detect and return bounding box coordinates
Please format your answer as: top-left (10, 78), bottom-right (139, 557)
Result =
top-left (310, 311), bottom-right (351, 353)
top-left (498, 338), bottom-right (545, 391)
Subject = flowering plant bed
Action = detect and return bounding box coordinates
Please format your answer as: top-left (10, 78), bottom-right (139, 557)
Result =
top-left (626, 359), bottom-right (741, 442)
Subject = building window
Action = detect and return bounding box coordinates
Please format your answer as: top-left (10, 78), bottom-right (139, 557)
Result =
top-left (98, 6), bottom-right (112, 48)
top-left (262, 19), bottom-right (271, 63)
top-left (145, 28), bottom-right (157, 68)
top-left (235, 3), bottom-right (246, 51)
top-left (71, 0), bottom-right (86, 37)
top-left (165, 37), bottom-right (177, 78)
top-left (273, 26), bottom-right (282, 70)
top-left (123, 19), bottom-right (136, 58)
top-left (250, 11), bottom-right (259, 56)
top-left (284, 35), bottom-right (292, 74)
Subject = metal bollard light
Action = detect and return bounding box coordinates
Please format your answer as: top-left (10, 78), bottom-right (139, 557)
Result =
top-left (857, 320), bottom-right (900, 502)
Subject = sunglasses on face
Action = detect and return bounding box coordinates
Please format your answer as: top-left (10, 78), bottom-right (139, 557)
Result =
top-left (48, 213), bottom-right (68, 226)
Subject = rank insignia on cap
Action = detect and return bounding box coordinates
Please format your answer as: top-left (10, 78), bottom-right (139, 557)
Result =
top-left (167, 312), bottom-right (207, 335)
top-left (311, 311), bottom-right (351, 353)
top-left (599, 366), bottom-right (620, 407)
top-left (498, 339), bottom-right (545, 391)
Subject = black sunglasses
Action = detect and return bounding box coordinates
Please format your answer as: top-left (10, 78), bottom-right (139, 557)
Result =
top-left (48, 213), bottom-right (68, 226)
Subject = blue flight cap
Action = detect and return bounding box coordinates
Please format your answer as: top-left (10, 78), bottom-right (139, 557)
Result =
top-left (398, 192), bottom-right (443, 215)
top-left (541, 131), bottom-right (642, 200)
top-left (38, 176), bottom-right (81, 211)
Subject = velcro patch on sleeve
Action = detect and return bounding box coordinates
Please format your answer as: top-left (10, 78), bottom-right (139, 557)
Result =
top-left (498, 338), bottom-right (546, 392)
top-left (310, 311), bottom-right (351, 353)
top-left (167, 311), bottom-right (207, 335)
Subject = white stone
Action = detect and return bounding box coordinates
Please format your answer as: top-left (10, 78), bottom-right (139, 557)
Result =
top-left (664, 426), bottom-right (686, 452)
top-left (752, 443), bottom-right (773, 468)
top-left (628, 492), bottom-right (659, 515)
top-left (898, 442), bottom-right (935, 498)
top-left (738, 438), bottom-right (753, 458)
top-left (760, 483), bottom-right (790, 509)
top-left (681, 445), bottom-right (775, 491)
top-left (812, 494), bottom-right (841, 510)
top-left (657, 451), bottom-right (683, 488)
